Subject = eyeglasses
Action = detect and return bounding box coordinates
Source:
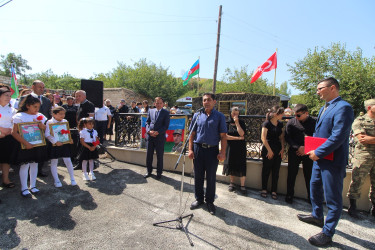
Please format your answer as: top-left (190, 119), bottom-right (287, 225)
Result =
top-left (295, 113), bottom-right (305, 118)
top-left (317, 85), bottom-right (331, 92)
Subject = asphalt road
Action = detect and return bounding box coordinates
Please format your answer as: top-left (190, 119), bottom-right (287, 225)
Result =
top-left (1, 158), bottom-right (374, 249)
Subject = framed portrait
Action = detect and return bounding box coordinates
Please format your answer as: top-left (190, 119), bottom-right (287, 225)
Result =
top-left (48, 122), bottom-right (73, 146)
top-left (18, 122), bottom-right (47, 149)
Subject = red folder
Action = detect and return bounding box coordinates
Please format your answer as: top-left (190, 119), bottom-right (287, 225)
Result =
top-left (304, 136), bottom-right (334, 160)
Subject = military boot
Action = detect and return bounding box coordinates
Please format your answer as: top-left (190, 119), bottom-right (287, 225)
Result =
top-left (348, 199), bottom-right (360, 219)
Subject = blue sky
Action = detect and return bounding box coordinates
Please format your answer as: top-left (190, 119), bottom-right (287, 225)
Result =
top-left (1, 0), bottom-right (374, 95)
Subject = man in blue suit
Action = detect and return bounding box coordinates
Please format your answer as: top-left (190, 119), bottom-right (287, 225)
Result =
top-left (298, 77), bottom-right (354, 247)
top-left (144, 97), bottom-right (170, 180)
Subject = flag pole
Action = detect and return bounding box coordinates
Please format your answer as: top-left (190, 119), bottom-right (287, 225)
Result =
top-left (273, 48), bottom-right (278, 96)
top-left (197, 56), bottom-right (200, 95)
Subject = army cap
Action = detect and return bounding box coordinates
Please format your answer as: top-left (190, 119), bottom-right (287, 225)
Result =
top-left (173, 129), bottom-right (183, 135)
top-left (364, 99), bottom-right (375, 108)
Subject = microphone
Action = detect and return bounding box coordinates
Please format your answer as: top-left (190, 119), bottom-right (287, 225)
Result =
top-left (196, 107), bottom-right (205, 113)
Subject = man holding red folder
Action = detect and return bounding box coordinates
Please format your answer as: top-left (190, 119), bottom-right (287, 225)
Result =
top-left (297, 77), bottom-right (354, 247)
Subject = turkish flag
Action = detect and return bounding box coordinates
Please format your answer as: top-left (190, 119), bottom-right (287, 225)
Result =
top-left (250, 52), bottom-right (277, 83)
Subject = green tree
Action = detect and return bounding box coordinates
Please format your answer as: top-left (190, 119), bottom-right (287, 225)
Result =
top-left (94, 59), bottom-right (190, 104)
top-left (217, 65), bottom-right (284, 95)
top-left (28, 70), bottom-right (80, 90)
top-left (0, 53), bottom-right (32, 83)
top-left (288, 42), bottom-right (375, 115)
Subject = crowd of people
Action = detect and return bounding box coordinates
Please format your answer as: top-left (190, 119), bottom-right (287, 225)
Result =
top-left (0, 80), bottom-right (154, 197)
top-left (1, 77), bottom-right (374, 247)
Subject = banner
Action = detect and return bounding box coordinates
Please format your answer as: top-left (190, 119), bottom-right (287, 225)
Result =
top-left (141, 115), bottom-right (188, 152)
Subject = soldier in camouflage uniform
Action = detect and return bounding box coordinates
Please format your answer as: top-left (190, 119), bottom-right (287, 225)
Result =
top-left (347, 99), bottom-right (375, 218)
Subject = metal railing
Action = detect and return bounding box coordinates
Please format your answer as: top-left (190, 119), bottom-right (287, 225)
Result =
top-left (114, 113), bottom-right (355, 167)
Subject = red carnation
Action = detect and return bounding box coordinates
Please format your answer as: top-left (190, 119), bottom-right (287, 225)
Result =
top-left (36, 115), bottom-right (43, 121)
top-left (93, 140), bottom-right (100, 146)
top-left (61, 129), bottom-right (70, 134)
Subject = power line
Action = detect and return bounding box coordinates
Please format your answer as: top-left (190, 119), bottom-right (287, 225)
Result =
top-left (0, 0), bottom-right (13, 8)
top-left (75, 0), bottom-right (215, 20)
top-left (0, 18), bottom-right (216, 24)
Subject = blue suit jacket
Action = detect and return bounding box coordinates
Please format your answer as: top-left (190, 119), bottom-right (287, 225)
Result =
top-left (314, 97), bottom-right (354, 168)
top-left (146, 108), bottom-right (170, 140)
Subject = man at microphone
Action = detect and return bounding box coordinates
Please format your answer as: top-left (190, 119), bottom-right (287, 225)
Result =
top-left (188, 93), bottom-right (227, 215)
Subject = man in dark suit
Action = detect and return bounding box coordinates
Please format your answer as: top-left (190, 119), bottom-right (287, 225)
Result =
top-left (298, 77), bottom-right (354, 247)
top-left (144, 97), bottom-right (170, 180)
top-left (21, 80), bottom-right (52, 177)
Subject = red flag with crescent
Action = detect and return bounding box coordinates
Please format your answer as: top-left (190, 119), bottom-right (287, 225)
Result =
top-left (250, 52), bottom-right (277, 83)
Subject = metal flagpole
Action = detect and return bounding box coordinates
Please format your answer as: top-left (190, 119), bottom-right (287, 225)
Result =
top-left (197, 56), bottom-right (200, 95)
top-left (273, 48), bottom-right (278, 96)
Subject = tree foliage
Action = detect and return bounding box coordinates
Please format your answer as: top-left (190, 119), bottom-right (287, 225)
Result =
top-left (0, 52), bottom-right (32, 78)
top-left (288, 42), bottom-right (375, 115)
top-left (216, 65), bottom-right (292, 97)
top-left (95, 59), bottom-right (188, 104)
top-left (27, 70), bottom-right (81, 90)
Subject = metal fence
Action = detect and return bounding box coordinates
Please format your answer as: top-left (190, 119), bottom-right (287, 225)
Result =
top-left (114, 113), bottom-right (355, 167)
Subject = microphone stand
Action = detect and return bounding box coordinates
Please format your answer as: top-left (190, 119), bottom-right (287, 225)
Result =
top-left (153, 110), bottom-right (202, 246)
top-left (97, 143), bottom-right (116, 161)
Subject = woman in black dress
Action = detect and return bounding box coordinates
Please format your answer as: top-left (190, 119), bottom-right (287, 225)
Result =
top-left (223, 107), bottom-right (247, 194)
top-left (260, 106), bottom-right (285, 200)
top-left (105, 99), bottom-right (115, 141)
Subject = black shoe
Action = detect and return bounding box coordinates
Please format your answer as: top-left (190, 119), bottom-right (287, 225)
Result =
top-left (143, 173), bottom-right (152, 178)
top-left (190, 200), bottom-right (204, 210)
top-left (156, 174), bottom-right (162, 180)
top-left (308, 232), bottom-right (332, 247)
top-left (297, 214), bottom-right (324, 228)
top-left (370, 205), bottom-right (375, 217)
top-left (29, 187), bottom-right (40, 195)
top-left (348, 199), bottom-right (360, 219)
top-left (239, 187), bottom-right (247, 195)
top-left (228, 185), bottom-right (235, 192)
top-left (20, 189), bottom-right (32, 198)
top-left (38, 172), bottom-right (48, 177)
top-left (285, 195), bottom-right (293, 204)
top-left (207, 203), bottom-right (216, 215)
top-left (348, 206), bottom-right (360, 219)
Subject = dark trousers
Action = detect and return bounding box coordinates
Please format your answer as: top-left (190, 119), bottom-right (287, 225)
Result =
top-left (311, 162), bottom-right (346, 237)
top-left (146, 135), bottom-right (166, 175)
top-left (95, 120), bottom-right (107, 144)
top-left (287, 150), bottom-right (313, 198)
top-left (261, 148), bottom-right (281, 193)
top-left (193, 144), bottom-right (219, 204)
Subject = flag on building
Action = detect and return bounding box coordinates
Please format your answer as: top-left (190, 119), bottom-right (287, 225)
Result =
top-left (10, 65), bottom-right (19, 98)
top-left (250, 52), bottom-right (277, 84)
top-left (182, 59), bottom-right (200, 86)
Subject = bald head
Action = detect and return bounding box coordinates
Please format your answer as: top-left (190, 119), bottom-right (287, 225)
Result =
top-left (32, 80), bottom-right (45, 96)
top-left (75, 90), bottom-right (87, 104)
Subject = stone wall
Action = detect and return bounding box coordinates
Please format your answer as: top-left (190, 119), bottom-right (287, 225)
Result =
top-left (0, 76), bottom-right (11, 85)
top-left (192, 92), bottom-right (280, 115)
top-left (103, 88), bottom-right (153, 107)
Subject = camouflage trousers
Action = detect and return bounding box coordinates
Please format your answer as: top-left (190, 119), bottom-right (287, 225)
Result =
top-left (347, 155), bottom-right (375, 204)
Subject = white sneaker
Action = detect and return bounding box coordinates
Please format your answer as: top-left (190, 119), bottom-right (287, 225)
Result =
top-left (89, 172), bottom-right (96, 181)
top-left (82, 172), bottom-right (90, 181)
top-left (71, 179), bottom-right (77, 186)
top-left (54, 181), bottom-right (62, 188)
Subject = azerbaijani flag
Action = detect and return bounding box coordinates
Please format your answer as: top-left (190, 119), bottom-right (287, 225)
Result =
top-left (10, 65), bottom-right (19, 99)
top-left (182, 59), bottom-right (200, 86)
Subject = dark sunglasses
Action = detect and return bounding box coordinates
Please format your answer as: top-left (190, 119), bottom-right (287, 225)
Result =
top-left (295, 113), bottom-right (305, 118)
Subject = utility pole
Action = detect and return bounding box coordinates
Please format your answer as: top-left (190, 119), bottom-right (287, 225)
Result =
top-left (212, 5), bottom-right (222, 94)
